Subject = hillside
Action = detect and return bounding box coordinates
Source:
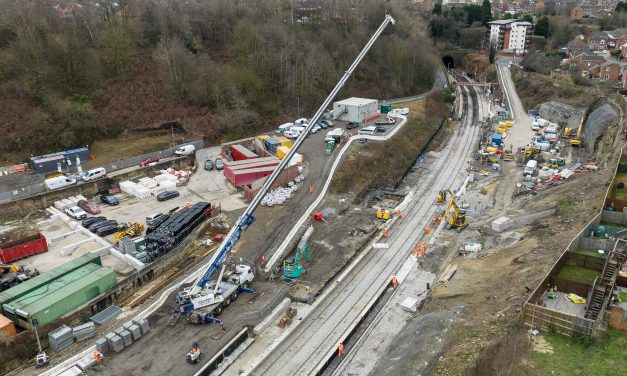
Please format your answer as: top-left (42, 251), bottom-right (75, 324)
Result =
top-left (0, 0), bottom-right (439, 163)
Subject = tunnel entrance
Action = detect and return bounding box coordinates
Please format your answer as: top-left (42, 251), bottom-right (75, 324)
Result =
top-left (442, 55), bottom-right (455, 69)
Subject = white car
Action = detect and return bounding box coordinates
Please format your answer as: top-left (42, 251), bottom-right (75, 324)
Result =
top-left (531, 122), bottom-right (540, 131)
top-left (311, 125), bottom-right (322, 134)
top-left (65, 206), bottom-right (87, 220)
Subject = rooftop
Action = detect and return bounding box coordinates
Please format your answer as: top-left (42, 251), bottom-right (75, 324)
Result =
top-left (334, 97), bottom-right (378, 106)
top-left (488, 19), bottom-right (533, 26)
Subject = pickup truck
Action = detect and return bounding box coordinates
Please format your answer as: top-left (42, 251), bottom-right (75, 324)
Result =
top-left (375, 116), bottom-right (396, 125)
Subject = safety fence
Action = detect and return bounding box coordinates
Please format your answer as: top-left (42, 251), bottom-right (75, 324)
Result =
top-left (103, 140), bottom-right (204, 173)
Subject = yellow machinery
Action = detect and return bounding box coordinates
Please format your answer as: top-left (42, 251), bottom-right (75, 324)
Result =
top-left (502, 149), bottom-right (514, 161)
top-left (442, 189), bottom-right (468, 230)
top-left (114, 222), bottom-right (145, 242)
top-left (436, 190), bottom-right (447, 204)
top-left (570, 117), bottom-right (584, 147)
top-left (521, 146), bottom-right (540, 163)
top-left (376, 208), bottom-right (391, 220)
top-left (0, 264), bottom-right (20, 274)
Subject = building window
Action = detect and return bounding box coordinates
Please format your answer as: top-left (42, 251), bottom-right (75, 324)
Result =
top-left (605, 74), bottom-right (609, 79)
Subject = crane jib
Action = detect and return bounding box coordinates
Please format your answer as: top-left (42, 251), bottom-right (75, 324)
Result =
top-left (195, 214), bottom-right (255, 288)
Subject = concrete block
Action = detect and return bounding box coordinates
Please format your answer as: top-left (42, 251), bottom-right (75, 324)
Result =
top-left (128, 324), bottom-right (142, 341)
top-left (95, 337), bottom-right (109, 354)
top-left (110, 335), bottom-right (124, 352)
top-left (491, 216), bottom-right (512, 232)
top-left (400, 297), bottom-right (418, 313)
top-left (120, 330), bottom-right (133, 347)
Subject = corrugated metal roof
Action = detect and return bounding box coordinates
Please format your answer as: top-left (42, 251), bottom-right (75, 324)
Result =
top-left (232, 165), bottom-right (277, 175)
top-left (231, 144), bottom-right (257, 157)
top-left (11, 267), bottom-right (116, 326)
top-left (227, 160), bottom-right (280, 172)
top-left (4, 264), bottom-right (102, 312)
top-left (224, 156), bottom-right (279, 167)
top-left (0, 253), bottom-right (101, 307)
top-left (334, 97), bottom-right (377, 106)
top-left (90, 305), bottom-right (123, 325)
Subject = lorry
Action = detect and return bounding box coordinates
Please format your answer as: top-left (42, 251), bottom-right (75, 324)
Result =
top-left (530, 137), bottom-right (551, 151)
top-left (184, 264), bottom-right (255, 323)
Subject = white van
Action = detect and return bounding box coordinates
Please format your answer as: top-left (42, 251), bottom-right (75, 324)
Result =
top-left (531, 122), bottom-right (540, 131)
top-left (358, 126), bottom-right (376, 136)
top-left (524, 160), bottom-right (538, 176)
top-left (294, 118), bottom-right (308, 126)
top-left (277, 122), bottom-right (294, 135)
top-left (83, 167), bottom-right (107, 182)
top-left (174, 145), bottom-right (196, 156)
top-left (45, 176), bottom-right (77, 190)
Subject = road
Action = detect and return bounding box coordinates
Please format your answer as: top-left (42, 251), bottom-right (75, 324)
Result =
top-left (496, 62), bottom-right (535, 149)
top-left (244, 84), bottom-right (482, 376)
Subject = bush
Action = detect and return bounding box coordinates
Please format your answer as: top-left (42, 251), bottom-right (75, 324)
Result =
top-left (441, 88), bottom-right (456, 103)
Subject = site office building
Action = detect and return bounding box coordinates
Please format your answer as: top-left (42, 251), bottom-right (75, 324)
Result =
top-left (488, 19), bottom-right (533, 55)
top-left (333, 97), bottom-right (378, 123)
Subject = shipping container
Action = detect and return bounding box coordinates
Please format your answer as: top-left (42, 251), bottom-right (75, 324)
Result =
top-left (223, 159), bottom-right (280, 175)
top-left (0, 253), bottom-right (101, 308)
top-left (276, 146), bottom-right (290, 160)
top-left (9, 267), bottom-right (116, 330)
top-left (62, 147), bottom-right (90, 164)
top-left (491, 133), bottom-right (502, 146)
top-left (229, 165), bottom-right (277, 187)
top-left (0, 232), bottom-right (48, 264)
top-left (274, 136), bottom-right (293, 148)
top-left (257, 135), bottom-right (270, 143)
top-left (28, 155), bottom-right (69, 174)
top-left (263, 138), bottom-right (282, 154)
top-left (0, 313), bottom-right (16, 336)
top-left (230, 145), bottom-right (258, 161)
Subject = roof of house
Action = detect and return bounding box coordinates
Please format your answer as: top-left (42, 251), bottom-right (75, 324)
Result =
top-left (580, 54), bottom-right (605, 62)
top-left (334, 97), bottom-right (378, 106)
top-left (488, 19), bottom-right (532, 26)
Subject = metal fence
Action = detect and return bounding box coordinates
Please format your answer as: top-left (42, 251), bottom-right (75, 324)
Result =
top-left (0, 140), bottom-right (204, 205)
top-left (103, 140), bottom-right (204, 173)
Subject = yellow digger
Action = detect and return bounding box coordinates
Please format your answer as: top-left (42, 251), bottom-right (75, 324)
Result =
top-left (114, 222), bottom-right (145, 243)
top-left (569, 116), bottom-right (584, 147)
top-left (376, 208), bottom-right (392, 220)
top-left (442, 189), bottom-right (468, 230)
top-left (436, 190), bottom-right (447, 204)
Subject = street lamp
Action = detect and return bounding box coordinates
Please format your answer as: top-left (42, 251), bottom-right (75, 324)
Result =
top-left (29, 317), bottom-right (49, 368)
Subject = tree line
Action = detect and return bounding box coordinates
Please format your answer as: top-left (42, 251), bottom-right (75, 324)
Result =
top-left (0, 0), bottom-right (439, 158)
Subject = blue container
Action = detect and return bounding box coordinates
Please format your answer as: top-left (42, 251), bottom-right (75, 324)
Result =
top-left (492, 133), bottom-right (502, 146)
top-left (263, 138), bottom-right (281, 155)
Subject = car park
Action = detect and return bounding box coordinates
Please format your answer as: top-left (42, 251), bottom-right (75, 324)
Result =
top-left (204, 159), bottom-right (213, 171)
top-left (82, 216), bottom-right (106, 228)
top-left (100, 195), bottom-right (119, 206)
top-left (89, 220), bottom-right (118, 233)
top-left (215, 158), bottom-right (224, 170)
top-left (157, 191), bottom-right (180, 201)
top-left (65, 206), bottom-right (87, 220)
top-left (79, 202), bottom-right (101, 215)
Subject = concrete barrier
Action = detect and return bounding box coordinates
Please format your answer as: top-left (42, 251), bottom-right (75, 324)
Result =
top-left (253, 298), bottom-right (291, 336)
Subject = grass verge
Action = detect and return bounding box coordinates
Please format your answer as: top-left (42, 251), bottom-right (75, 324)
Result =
top-left (572, 248), bottom-right (607, 259)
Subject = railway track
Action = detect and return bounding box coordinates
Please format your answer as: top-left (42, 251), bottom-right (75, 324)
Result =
top-left (246, 76), bottom-right (482, 376)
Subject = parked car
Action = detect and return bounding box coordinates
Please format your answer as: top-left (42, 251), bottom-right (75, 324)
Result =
top-left (83, 167), bottom-right (107, 182)
top-left (82, 216), bottom-right (106, 228)
top-left (215, 158), bottom-right (224, 170)
top-left (65, 206), bottom-right (87, 220)
top-left (89, 220), bottom-right (118, 233)
top-left (311, 125), bottom-right (322, 134)
top-left (100, 195), bottom-right (119, 206)
top-left (204, 159), bottom-right (214, 171)
top-left (157, 191), bottom-right (180, 201)
top-left (79, 202), bottom-right (101, 215)
top-left (346, 122), bottom-right (359, 129)
top-left (146, 213), bottom-right (166, 226)
top-left (97, 223), bottom-right (127, 237)
top-left (317, 121), bottom-right (328, 129)
top-left (139, 157), bottom-right (160, 167)
top-left (375, 125), bottom-right (386, 133)
top-left (375, 117), bottom-right (395, 126)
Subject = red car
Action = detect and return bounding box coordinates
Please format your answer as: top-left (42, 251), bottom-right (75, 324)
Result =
top-left (79, 202), bottom-right (101, 215)
top-left (139, 157), bottom-right (160, 167)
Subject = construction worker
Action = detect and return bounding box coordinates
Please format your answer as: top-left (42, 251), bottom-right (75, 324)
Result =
top-left (396, 209), bottom-right (403, 218)
top-left (432, 216), bottom-right (437, 225)
top-left (392, 276), bottom-right (398, 289)
top-left (309, 185), bottom-right (314, 193)
top-left (437, 215), bottom-right (442, 223)
top-left (425, 226), bottom-right (430, 234)
top-left (93, 350), bottom-right (103, 362)
top-left (338, 343), bottom-right (344, 357)
top-left (383, 228), bottom-right (388, 238)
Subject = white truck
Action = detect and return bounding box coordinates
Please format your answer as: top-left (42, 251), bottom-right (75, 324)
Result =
top-left (44, 176), bottom-right (77, 191)
top-left (175, 145), bottom-right (196, 156)
top-left (524, 160), bottom-right (538, 176)
top-left (186, 264), bottom-right (255, 324)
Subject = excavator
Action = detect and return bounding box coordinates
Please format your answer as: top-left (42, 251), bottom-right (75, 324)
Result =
top-left (441, 189), bottom-right (468, 230)
top-left (568, 116), bottom-right (584, 147)
top-left (436, 190), bottom-right (447, 204)
top-left (283, 242), bottom-right (310, 278)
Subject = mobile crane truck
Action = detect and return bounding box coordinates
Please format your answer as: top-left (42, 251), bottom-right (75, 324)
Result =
top-left (176, 15), bottom-right (396, 325)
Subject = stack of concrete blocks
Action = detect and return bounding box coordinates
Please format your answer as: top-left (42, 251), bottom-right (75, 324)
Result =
top-left (123, 321), bottom-right (142, 341)
top-left (491, 216), bottom-right (512, 232)
top-left (72, 322), bottom-right (96, 342)
top-left (96, 317), bottom-right (150, 355)
top-left (104, 332), bottom-right (124, 353)
top-left (132, 317), bottom-right (150, 335)
top-left (114, 327), bottom-right (133, 347)
top-left (49, 325), bottom-right (75, 353)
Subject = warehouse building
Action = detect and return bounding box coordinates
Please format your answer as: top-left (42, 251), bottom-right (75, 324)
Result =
top-left (333, 97), bottom-right (378, 123)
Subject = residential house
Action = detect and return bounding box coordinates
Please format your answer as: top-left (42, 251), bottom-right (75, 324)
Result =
top-left (598, 62), bottom-right (622, 81)
top-left (623, 69), bottom-right (627, 89)
top-left (622, 43), bottom-right (627, 59)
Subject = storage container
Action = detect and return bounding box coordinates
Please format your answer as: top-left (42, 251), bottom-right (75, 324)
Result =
top-left (0, 232), bottom-right (48, 264)
top-left (0, 313), bottom-right (16, 336)
top-left (230, 145), bottom-right (258, 161)
top-left (276, 146), bottom-right (290, 160)
top-left (274, 136), bottom-right (293, 148)
top-left (0, 253), bottom-right (101, 307)
top-left (263, 138), bottom-right (282, 154)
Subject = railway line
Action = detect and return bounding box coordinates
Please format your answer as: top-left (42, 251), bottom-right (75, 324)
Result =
top-left (246, 76), bottom-right (482, 376)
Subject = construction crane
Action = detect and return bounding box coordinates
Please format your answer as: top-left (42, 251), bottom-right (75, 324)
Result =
top-left (569, 116), bottom-right (585, 147)
top-left (442, 189), bottom-right (468, 230)
top-left (177, 15), bottom-right (396, 321)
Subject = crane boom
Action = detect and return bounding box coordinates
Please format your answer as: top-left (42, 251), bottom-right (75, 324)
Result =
top-left (188, 14), bottom-right (396, 297)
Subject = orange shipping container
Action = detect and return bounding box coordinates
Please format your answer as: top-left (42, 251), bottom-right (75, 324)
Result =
top-left (0, 313), bottom-right (17, 337)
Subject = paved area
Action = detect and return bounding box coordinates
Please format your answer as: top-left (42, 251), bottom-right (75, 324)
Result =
top-left (496, 62), bottom-right (536, 150)
top-left (229, 85), bottom-right (482, 376)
